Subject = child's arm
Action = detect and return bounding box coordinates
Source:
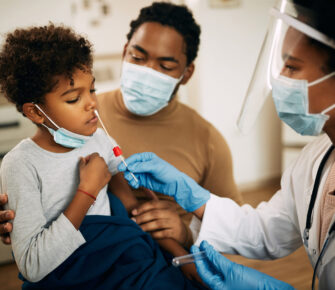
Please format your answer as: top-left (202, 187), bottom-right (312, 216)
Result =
top-left (108, 172), bottom-right (139, 214)
top-left (108, 175), bottom-right (202, 283)
top-left (64, 153), bottom-right (111, 229)
top-left (1, 151), bottom-right (111, 282)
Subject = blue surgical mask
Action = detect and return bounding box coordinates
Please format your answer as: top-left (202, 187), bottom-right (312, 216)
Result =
top-left (271, 72), bottom-right (335, 136)
top-left (35, 104), bottom-right (92, 148)
top-left (120, 61), bottom-right (184, 116)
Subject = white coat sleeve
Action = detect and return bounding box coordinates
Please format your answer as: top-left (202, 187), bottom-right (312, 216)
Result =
top-left (192, 167), bottom-right (302, 259)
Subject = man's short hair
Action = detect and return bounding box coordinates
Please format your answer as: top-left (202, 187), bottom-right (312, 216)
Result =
top-left (126, 2), bottom-right (201, 66)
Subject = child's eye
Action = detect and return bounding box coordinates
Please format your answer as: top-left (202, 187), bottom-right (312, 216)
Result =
top-left (90, 89), bottom-right (96, 94)
top-left (66, 97), bottom-right (80, 104)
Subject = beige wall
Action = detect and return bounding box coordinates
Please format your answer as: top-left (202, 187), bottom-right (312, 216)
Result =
top-left (185, 0), bottom-right (282, 188)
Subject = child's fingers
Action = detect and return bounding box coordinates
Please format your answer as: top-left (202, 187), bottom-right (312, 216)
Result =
top-left (79, 157), bottom-right (86, 168)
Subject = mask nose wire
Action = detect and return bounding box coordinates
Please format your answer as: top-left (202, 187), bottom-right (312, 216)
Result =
top-left (34, 104), bottom-right (60, 129)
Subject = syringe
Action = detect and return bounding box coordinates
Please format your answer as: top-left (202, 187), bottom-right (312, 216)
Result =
top-left (94, 109), bottom-right (138, 183)
top-left (172, 251), bottom-right (206, 267)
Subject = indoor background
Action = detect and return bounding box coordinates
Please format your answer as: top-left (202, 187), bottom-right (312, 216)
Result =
top-left (0, 0), bottom-right (317, 289)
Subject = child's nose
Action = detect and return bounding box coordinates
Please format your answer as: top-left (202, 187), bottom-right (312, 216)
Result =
top-left (86, 94), bottom-right (97, 110)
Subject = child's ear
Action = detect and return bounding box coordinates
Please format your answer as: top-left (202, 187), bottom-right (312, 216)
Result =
top-left (22, 103), bottom-right (44, 124)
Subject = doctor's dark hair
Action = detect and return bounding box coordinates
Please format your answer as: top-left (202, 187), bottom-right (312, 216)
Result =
top-left (0, 24), bottom-right (93, 114)
top-left (126, 2), bottom-right (201, 65)
top-left (293, 0), bottom-right (335, 72)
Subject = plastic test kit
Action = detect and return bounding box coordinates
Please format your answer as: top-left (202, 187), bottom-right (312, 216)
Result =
top-left (172, 251), bottom-right (206, 267)
top-left (94, 110), bottom-right (138, 183)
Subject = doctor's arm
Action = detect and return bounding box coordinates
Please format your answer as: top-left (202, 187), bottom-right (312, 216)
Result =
top-left (119, 152), bottom-right (302, 259)
top-left (191, 240), bottom-right (294, 290)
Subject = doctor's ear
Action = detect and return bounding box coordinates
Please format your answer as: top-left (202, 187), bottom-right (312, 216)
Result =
top-left (180, 63), bottom-right (195, 85)
top-left (22, 103), bottom-right (44, 124)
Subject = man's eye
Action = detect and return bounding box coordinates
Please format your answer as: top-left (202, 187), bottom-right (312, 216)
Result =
top-left (66, 97), bottom-right (79, 104)
top-left (131, 54), bottom-right (143, 61)
top-left (160, 64), bottom-right (174, 71)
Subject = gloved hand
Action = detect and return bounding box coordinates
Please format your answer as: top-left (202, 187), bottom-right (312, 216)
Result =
top-left (118, 152), bottom-right (210, 212)
top-left (191, 241), bottom-right (294, 290)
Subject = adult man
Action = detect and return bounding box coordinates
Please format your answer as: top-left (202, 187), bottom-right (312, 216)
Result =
top-left (0, 2), bottom-right (242, 248)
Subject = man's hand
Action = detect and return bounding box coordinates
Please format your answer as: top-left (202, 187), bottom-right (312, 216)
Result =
top-left (131, 200), bottom-right (187, 245)
top-left (0, 194), bottom-right (15, 245)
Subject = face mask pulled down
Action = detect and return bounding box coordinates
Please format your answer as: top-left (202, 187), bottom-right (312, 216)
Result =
top-left (35, 104), bottom-right (92, 148)
top-left (120, 61), bottom-right (184, 116)
top-left (271, 72), bottom-right (335, 136)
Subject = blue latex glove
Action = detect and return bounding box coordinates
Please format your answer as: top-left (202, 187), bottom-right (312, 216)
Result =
top-left (118, 152), bottom-right (210, 212)
top-left (191, 241), bottom-right (294, 290)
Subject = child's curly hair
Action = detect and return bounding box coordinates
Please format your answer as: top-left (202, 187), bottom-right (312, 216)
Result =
top-left (0, 24), bottom-right (93, 113)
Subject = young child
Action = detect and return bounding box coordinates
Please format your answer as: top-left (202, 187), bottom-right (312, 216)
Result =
top-left (0, 24), bottom-right (203, 289)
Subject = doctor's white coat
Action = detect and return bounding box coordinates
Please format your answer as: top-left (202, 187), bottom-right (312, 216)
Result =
top-left (190, 134), bottom-right (335, 289)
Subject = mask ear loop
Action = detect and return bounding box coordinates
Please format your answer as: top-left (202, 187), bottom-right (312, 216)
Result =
top-left (308, 71), bottom-right (335, 87)
top-left (307, 72), bottom-right (335, 116)
top-left (34, 104), bottom-right (60, 129)
top-left (321, 103), bottom-right (335, 115)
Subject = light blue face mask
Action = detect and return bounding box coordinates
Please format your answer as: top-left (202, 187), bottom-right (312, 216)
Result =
top-left (120, 61), bottom-right (184, 116)
top-left (271, 72), bottom-right (335, 136)
top-left (35, 104), bottom-right (92, 148)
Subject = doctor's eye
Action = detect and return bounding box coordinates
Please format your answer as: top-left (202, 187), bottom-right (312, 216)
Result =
top-left (282, 64), bottom-right (299, 77)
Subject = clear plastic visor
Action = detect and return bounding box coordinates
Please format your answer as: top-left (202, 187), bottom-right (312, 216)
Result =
top-left (237, 1), bottom-right (335, 133)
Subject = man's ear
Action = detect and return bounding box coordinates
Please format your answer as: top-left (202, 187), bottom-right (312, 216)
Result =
top-left (122, 43), bottom-right (129, 59)
top-left (181, 63), bottom-right (195, 85)
top-left (22, 103), bottom-right (44, 124)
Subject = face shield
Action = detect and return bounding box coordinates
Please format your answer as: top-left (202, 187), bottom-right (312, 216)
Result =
top-left (237, 0), bottom-right (335, 133)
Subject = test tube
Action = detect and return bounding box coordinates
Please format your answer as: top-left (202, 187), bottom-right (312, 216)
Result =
top-left (94, 110), bottom-right (138, 183)
top-left (172, 251), bottom-right (206, 267)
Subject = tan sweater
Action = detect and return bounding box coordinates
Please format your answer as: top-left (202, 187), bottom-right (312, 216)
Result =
top-left (98, 89), bottom-right (243, 244)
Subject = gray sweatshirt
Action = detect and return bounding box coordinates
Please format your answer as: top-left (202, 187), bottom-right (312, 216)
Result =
top-left (0, 128), bottom-right (121, 282)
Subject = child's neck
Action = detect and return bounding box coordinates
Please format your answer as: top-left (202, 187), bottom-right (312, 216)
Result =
top-left (32, 127), bottom-right (73, 153)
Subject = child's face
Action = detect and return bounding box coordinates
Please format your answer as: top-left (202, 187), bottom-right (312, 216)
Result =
top-left (41, 69), bottom-right (98, 136)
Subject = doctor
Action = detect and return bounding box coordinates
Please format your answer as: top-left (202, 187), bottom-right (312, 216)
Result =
top-left (118, 0), bottom-right (335, 289)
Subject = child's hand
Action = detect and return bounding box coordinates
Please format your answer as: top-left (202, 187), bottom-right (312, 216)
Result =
top-left (131, 200), bottom-right (187, 245)
top-left (78, 153), bottom-right (111, 197)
